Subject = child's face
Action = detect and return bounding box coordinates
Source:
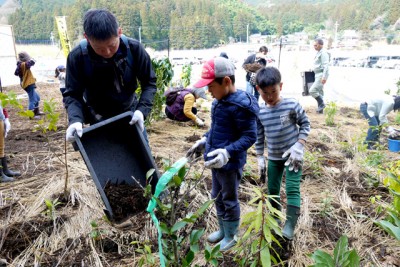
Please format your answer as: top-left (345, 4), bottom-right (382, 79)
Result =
top-left (257, 83), bottom-right (283, 107)
top-left (207, 77), bottom-right (231, 100)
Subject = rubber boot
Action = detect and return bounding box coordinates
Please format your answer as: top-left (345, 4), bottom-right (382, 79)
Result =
top-left (315, 96), bottom-right (325, 114)
top-left (2, 156), bottom-right (21, 177)
top-left (34, 107), bottom-right (45, 116)
top-left (0, 161), bottom-right (14, 183)
top-left (207, 217), bottom-right (224, 243)
top-left (282, 205), bottom-right (300, 240)
top-left (220, 220), bottom-right (239, 251)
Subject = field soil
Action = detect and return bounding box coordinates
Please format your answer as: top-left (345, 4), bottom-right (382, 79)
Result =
top-left (0, 82), bottom-right (399, 266)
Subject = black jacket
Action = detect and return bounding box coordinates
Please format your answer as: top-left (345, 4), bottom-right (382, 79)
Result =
top-left (64, 37), bottom-right (157, 124)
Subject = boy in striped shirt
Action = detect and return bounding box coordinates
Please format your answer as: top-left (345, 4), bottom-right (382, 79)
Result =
top-left (255, 67), bottom-right (310, 240)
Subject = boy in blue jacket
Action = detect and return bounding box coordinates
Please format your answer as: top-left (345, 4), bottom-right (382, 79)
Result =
top-left (186, 57), bottom-right (259, 251)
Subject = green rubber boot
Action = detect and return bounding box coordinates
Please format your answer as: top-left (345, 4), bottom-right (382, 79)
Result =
top-left (282, 205), bottom-right (300, 240)
top-left (207, 217), bottom-right (224, 243)
top-left (220, 220), bottom-right (239, 251)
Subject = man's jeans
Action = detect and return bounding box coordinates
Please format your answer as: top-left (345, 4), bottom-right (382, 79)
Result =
top-left (246, 81), bottom-right (260, 101)
top-left (24, 84), bottom-right (40, 110)
top-left (211, 168), bottom-right (242, 221)
top-left (360, 103), bottom-right (380, 148)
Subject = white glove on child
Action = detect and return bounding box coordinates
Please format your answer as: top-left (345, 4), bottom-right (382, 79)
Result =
top-left (4, 118), bottom-right (11, 138)
top-left (205, 149), bottom-right (230, 169)
top-left (129, 110), bottom-right (144, 132)
top-left (186, 137), bottom-right (207, 159)
top-left (66, 122), bottom-right (83, 142)
top-left (257, 155), bottom-right (266, 176)
top-left (195, 117), bottom-right (204, 127)
top-left (282, 142), bottom-right (304, 173)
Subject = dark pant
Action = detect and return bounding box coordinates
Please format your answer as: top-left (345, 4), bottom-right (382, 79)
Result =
top-left (267, 159), bottom-right (301, 208)
top-left (211, 168), bottom-right (242, 221)
top-left (165, 107), bottom-right (197, 122)
top-left (246, 81), bottom-right (260, 101)
top-left (360, 103), bottom-right (380, 148)
top-left (24, 84), bottom-right (40, 110)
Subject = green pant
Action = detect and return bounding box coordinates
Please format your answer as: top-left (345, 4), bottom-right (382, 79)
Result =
top-left (267, 159), bottom-right (301, 207)
top-left (309, 73), bottom-right (324, 98)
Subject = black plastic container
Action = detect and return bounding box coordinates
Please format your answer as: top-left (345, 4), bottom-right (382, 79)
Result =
top-left (301, 71), bottom-right (315, 96)
top-left (73, 111), bottom-right (159, 220)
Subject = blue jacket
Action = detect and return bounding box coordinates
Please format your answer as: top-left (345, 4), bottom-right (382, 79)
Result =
top-left (204, 90), bottom-right (259, 170)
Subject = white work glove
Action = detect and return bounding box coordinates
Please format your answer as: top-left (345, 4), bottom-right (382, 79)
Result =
top-left (129, 110), bottom-right (144, 132)
top-left (195, 117), bottom-right (204, 127)
top-left (4, 118), bottom-right (11, 138)
top-left (282, 142), bottom-right (304, 173)
top-left (257, 155), bottom-right (266, 176)
top-left (66, 122), bottom-right (83, 142)
top-left (205, 149), bottom-right (230, 169)
top-left (186, 137), bottom-right (207, 160)
top-left (386, 126), bottom-right (398, 138)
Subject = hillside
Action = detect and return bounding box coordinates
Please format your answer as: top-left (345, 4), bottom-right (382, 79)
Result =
top-left (5, 0), bottom-right (400, 50)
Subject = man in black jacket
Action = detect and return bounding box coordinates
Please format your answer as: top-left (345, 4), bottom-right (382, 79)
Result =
top-left (64, 9), bottom-right (157, 142)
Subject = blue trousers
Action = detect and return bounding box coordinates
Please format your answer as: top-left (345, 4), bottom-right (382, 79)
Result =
top-left (211, 168), bottom-right (242, 221)
top-left (246, 81), bottom-right (260, 101)
top-left (24, 84), bottom-right (40, 110)
top-left (360, 103), bottom-right (380, 148)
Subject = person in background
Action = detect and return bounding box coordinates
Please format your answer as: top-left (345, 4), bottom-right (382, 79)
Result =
top-left (309, 38), bottom-right (329, 113)
top-left (255, 66), bottom-right (310, 241)
top-left (219, 52), bottom-right (229, 59)
top-left (14, 51), bottom-right (43, 119)
top-left (63, 9), bottom-right (157, 143)
top-left (360, 95), bottom-right (400, 150)
top-left (186, 57), bottom-right (259, 251)
top-left (165, 87), bottom-right (207, 126)
top-left (0, 106), bottom-right (21, 183)
top-left (55, 65), bottom-right (66, 95)
top-left (242, 46), bottom-right (268, 101)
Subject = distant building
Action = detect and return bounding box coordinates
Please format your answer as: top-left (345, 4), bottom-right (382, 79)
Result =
top-left (339, 30), bottom-right (359, 49)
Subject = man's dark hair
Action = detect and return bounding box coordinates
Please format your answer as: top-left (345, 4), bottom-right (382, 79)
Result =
top-left (84, 9), bottom-right (119, 40)
top-left (256, 66), bottom-right (281, 88)
top-left (259, 46), bottom-right (268, 53)
top-left (214, 75), bottom-right (235, 85)
top-left (315, 38), bottom-right (324, 45)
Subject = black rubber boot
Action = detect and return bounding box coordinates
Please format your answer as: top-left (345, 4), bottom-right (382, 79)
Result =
top-left (0, 159), bottom-right (14, 183)
top-left (2, 157), bottom-right (21, 177)
top-left (282, 205), bottom-right (300, 240)
top-left (315, 96), bottom-right (325, 114)
top-left (34, 107), bottom-right (45, 116)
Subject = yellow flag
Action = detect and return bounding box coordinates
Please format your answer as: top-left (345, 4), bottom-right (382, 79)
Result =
top-left (55, 16), bottom-right (71, 58)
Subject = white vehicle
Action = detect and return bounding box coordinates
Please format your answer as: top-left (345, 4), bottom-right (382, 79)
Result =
top-left (171, 57), bottom-right (191, 66)
top-left (381, 56), bottom-right (400, 69)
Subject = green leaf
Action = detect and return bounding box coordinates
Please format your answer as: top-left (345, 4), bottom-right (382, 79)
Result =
top-left (178, 166), bottom-right (187, 179)
top-left (333, 235), bottom-right (348, 264)
top-left (184, 250), bottom-right (194, 266)
top-left (190, 229), bottom-right (204, 244)
top-left (146, 169), bottom-right (155, 180)
top-left (347, 249), bottom-right (360, 267)
top-left (159, 222), bottom-right (170, 234)
top-left (260, 244), bottom-right (271, 267)
top-left (310, 250), bottom-right (335, 266)
top-left (254, 201), bottom-right (262, 232)
top-left (375, 220), bottom-right (400, 240)
top-left (171, 220), bottom-right (187, 232)
top-left (196, 199), bottom-right (214, 216)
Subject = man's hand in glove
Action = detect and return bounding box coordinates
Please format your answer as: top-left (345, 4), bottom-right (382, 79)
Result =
top-left (186, 137), bottom-right (207, 160)
top-left (4, 118), bottom-right (11, 138)
top-left (257, 155), bottom-right (266, 176)
top-left (129, 110), bottom-right (144, 132)
top-left (195, 117), bottom-right (204, 127)
top-left (205, 149), bottom-right (230, 169)
top-left (66, 122), bottom-right (83, 142)
top-left (282, 142), bottom-right (304, 173)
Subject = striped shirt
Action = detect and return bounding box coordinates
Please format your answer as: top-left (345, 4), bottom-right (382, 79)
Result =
top-left (255, 98), bottom-right (310, 160)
